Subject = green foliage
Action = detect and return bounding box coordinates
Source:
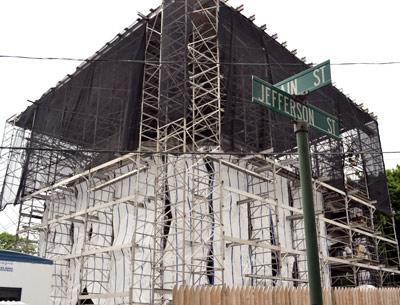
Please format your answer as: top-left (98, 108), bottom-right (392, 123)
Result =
top-left (0, 232), bottom-right (16, 250)
top-left (387, 165), bottom-right (400, 222)
top-left (0, 232), bottom-right (36, 254)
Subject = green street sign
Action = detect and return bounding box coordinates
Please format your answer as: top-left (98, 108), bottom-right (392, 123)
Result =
top-left (252, 76), bottom-right (340, 139)
top-left (275, 60), bottom-right (331, 95)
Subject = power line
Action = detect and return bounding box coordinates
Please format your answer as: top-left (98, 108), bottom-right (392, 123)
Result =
top-left (0, 222), bottom-right (11, 232)
top-left (1, 54), bottom-right (400, 66)
top-left (0, 146), bottom-right (399, 156)
top-left (0, 208), bottom-right (17, 227)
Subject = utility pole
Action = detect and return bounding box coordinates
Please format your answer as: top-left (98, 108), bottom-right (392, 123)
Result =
top-left (295, 120), bottom-right (323, 305)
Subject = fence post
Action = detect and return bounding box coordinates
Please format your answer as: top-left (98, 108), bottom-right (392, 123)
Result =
top-left (171, 286), bottom-right (400, 305)
top-left (172, 286), bottom-right (177, 305)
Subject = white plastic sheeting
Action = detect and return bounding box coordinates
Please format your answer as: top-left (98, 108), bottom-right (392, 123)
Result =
top-left (39, 155), bottom-right (329, 305)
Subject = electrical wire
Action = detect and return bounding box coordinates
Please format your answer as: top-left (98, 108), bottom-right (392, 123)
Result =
top-left (0, 146), bottom-right (399, 156)
top-left (0, 223), bottom-right (11, 232)
top-left (0, 55), bottom-right (398, 159)
top-left (0, 208), bottom-right (17, 227)
top-left (1, 54), bottom-right (400, 66)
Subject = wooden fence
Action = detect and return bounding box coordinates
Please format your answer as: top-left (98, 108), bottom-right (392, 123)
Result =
top-left (172, 286), bottom-right (400, 305)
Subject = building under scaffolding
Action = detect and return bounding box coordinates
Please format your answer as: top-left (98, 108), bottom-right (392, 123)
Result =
top-left (0, 0), bottom-right (399, 304)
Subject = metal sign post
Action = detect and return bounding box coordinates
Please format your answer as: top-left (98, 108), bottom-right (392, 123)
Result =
top-left (252, 61), bottom-right (337, 305)
top-left (295, 120), bottom-right (323, 305)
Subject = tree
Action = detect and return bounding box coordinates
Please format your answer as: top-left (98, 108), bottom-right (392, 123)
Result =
top-left (386, 165), bottom-right (400, 244)
top-left (387, 165), bottom-right (400, 222)
top-left (0, 232), bottom-right (36, 254)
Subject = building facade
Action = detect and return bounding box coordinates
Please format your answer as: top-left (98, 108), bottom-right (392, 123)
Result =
top-left (0, 1), bottom-right (399, 304)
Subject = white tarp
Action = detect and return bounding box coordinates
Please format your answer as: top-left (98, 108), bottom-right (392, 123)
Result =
top-left (40, 155), bottom-right (328, 304)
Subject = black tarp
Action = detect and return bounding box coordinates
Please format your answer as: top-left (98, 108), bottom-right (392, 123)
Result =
top-left (13, 3), bottom-right (391, 214)
top-left (16, 23), bottom-right (146, 152)
top-left (218, 5), bottom-right (390, 214)
top-left (218, 5), bottom-right (373, 152)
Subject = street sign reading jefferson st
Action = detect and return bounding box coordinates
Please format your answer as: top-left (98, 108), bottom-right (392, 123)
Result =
top-left (252, 60), bottom-right (337, 305)
top-left (275, 60), bottom-right (331, 95)
top-left (252, 76), bottom-right (340, 139)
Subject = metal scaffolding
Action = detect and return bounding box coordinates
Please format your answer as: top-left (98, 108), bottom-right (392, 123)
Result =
top-left (0, 1), bottom-right (399, 305)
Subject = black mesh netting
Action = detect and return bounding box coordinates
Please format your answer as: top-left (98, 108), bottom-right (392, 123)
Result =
top-left (17, 24), bottom-right (146, 152)
top-left (13, 3), bottom-right (391, 214)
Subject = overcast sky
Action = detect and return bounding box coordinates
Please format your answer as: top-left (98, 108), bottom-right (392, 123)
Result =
top-left (1, 0), bottom-right (399, 232)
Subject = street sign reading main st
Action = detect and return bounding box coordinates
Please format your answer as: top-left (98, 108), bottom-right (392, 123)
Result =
top-left (252, 76), bottom-right (340, 139)
top-left (275, 60), bottom-right (331, 95)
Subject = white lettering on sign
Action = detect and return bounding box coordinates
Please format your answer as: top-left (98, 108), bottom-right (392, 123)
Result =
top-left (278, 92), bottom-right (283, 110)
top-left (255, 86), bottom-right (264, 104)
top-left (272, 90), bottom-right (278, 107)
top-left (313, 66), bottom-right (327, 87)
top-left (280, 79), bottom-right (298, 95)
top-left (289, 100), bottom-right (296, 117)
top-left (254, 80), bottom-right (334, 135)
top-left (326, 117), bottom-right (336, 135)
top-left (308, 108), bottom-right (315, 126)
top-left (284, 96), bottom-right (289, 114)
top-left (265, 87), bottom-right (271, 105)
top-left (296, 103), bottom-right (302, 120)
top-left (253, 71), bottom-right (338, 138)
